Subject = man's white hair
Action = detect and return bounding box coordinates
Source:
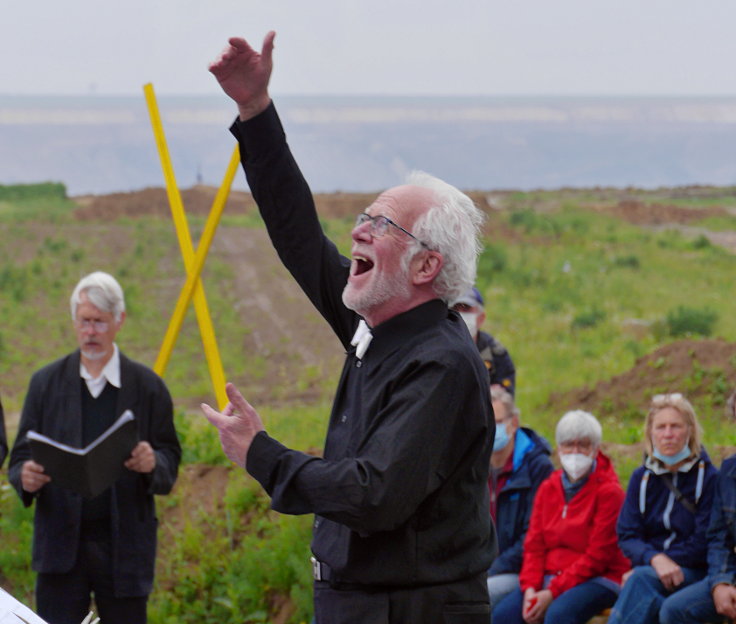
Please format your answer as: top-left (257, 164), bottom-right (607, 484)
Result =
top-left (403, 171), bottom-right (484, 304)
top-left (70, 271), bottom-right (126, 322)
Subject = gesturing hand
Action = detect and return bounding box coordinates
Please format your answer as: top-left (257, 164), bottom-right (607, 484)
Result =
top-left (201, 382), bottom-right (265, 468)
top-left (209, 31), bottom-right (275, 120)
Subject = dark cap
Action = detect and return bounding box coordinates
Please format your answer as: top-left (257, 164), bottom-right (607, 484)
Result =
top-left (453, 286), bottom-right (484, 308)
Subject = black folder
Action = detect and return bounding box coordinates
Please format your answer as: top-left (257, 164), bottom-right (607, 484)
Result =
top-left (27, 410), bottom-right (138, 498)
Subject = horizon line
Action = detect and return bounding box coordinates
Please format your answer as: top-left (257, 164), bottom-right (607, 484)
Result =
top-left (2, 92), bottom-right (736, 100)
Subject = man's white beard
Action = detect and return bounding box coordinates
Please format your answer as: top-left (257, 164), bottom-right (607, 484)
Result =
top-left (81, 347), bottom-right (107, 361)
top-left (342, 259), bottom-right (412, 319)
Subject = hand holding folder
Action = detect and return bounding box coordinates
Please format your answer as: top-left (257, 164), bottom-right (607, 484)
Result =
top-left (27, 410), bottom-right (138, 498)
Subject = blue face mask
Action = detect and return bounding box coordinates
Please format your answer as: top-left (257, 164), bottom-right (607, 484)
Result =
top-left (653, 441), bottom-right (691, 465)
top-left (493, 421), bottom-right (511, 452)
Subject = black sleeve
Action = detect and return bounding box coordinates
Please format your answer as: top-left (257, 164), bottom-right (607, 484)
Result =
top-left (142, 372), bottom-right (181, 496)
top-left (231, 103), bottom-right (356, 348)
top-left (247, 355), bottom-right (486, 535)
top-left (8, 372), bottom-right (44, 507)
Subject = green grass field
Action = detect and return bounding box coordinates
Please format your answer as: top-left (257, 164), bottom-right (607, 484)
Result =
top-left (1, 182), bottom-right (735, 622)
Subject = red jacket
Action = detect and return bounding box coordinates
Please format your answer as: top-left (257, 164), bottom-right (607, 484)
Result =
top-left (519, 451), bottom-right (630, 598)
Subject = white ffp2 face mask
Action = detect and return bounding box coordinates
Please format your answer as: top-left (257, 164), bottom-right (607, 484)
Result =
top-left (560, 452), bottom-right (594, 481)
top-left (458, 312), bottom-right (478, 338)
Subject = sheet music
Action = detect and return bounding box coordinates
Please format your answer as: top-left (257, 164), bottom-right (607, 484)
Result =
top-left (0, 588), bottom-right (48, 624)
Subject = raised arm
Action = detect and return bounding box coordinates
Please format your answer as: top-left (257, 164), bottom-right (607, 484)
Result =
top-left (209, 31), bottom-right (275, 121)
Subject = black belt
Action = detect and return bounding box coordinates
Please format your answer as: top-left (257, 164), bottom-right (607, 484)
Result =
top-left (310, 557), bottom-right (377, 592)
top-left (311, 556), bottom-right (333, 582)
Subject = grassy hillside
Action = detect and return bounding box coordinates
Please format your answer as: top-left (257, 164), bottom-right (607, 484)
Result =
top-left (1, 182), bottom-right (736, 622)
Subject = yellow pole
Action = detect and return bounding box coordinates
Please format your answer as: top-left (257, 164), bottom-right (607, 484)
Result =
top-left (156, 146), bottom-right (240, 405)
top-left (143, 83), bottom-right (229, 409)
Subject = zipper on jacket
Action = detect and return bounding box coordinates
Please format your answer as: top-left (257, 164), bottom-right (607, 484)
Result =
top-left (562, 504), bottom-right (568, 519)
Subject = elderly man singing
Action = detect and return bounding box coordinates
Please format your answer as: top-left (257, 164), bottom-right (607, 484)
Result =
top-left (201, 32), bottom-right (495, 624)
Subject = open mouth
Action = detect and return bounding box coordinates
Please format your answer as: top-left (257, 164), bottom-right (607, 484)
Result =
top-left (353, 256), bottom-right (374, 276)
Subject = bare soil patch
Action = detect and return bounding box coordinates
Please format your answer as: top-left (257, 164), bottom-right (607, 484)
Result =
top-left (547, 339), bottom-right (736, 464)
top-left (600, 199), bottom-right (730, 225)
top-left (74, 186), bottom-right (258, 220)
top-left (548, 339), bottom-right (736, 416)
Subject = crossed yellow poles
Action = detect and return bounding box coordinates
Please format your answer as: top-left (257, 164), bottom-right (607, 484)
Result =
top-left (143, 83), bottom-right (236, 410)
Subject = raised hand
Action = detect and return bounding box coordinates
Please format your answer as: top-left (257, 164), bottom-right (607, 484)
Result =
top-left (201, 382), bottom-right (265, 468)
top-left (209, 31), bottom-right (275, 120)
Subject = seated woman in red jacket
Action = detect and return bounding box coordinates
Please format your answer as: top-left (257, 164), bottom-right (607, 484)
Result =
top-left (493, 409), bottom-right (630, 624)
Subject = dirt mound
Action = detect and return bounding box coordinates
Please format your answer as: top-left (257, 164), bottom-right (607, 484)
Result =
top-left (600, 200), bottom-right (729, 225)
top-left (548, 338), bottom-right (736, 418)
top-left (73, 186), bottom-right (380, 221)
top-left (72, 186), bottom-right (500, 222)
top-left (74, 185), bottom-right (258, 220)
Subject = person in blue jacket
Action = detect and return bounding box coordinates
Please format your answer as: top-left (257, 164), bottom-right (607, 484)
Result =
top-left (656, 453), bottom-right (736, 623)
top-left (486, 387), bottom-right (554, 608)
top-left (607, 393), bottom-right (718, 624)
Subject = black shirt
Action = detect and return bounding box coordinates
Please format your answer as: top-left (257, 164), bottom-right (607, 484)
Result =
top-left (233, 103), bottom-right (495, 588)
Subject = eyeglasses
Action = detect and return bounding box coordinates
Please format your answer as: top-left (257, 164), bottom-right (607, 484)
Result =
top-left (559, 439), bottom-right (594, 453)
top-left (355, 213), bottom-right (429, 248)
top-left (75, 319), bottom-right (109, 333)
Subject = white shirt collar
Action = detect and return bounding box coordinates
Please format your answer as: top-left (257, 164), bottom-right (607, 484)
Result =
top-left (350, 320), bottom-right (373, 359)
top-left (80, 343), bottom-right (121, 398)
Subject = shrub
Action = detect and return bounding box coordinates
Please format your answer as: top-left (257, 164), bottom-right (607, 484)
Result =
top-left (665, 306), bottom-right (718, 337)
top-left (0, 182), bottom-right (67, 201)
top-left (509, 209), bottom-right (560, 235)
top-left (691, 234), bottom-right (712, 249)
top-left (612, 254), bottom-right (640, 269)
top-left (571, 307), bottom-right (606, 330)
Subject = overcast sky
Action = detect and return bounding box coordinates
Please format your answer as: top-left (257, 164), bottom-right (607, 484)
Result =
top-left (3, 0), bottom-right (736, 97)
